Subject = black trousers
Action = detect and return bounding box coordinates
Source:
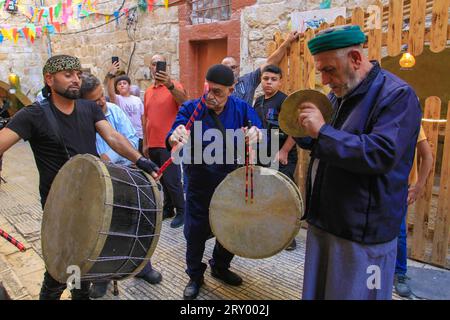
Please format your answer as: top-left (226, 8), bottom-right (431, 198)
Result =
top-left (39, 270), bottom-right (90, 300)
top-left (148, 147), bottom-right (185, 216)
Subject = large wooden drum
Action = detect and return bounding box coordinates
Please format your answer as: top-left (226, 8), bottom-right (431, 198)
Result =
top-left (209, 166), bottom-right (303, 259)
top-left (42, 154), bottom-right (162, 283)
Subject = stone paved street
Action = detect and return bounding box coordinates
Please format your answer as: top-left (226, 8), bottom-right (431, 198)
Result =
top-left (0, 141), bottom-right (438, 300)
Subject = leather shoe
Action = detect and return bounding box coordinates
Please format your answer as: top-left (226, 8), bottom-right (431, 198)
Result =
top-left (89, 281), bottom-right (109, 299)
top-left (285, 239), bottom-right (297, 251)
top-left (170, 214), bottom-right (184, 228)
top-left (163, 209), bottom-right (175, 220)
top-left (211, 267), bottom-right (242, 286)
top-left (183, 277), bottom-right (203, 300)
top-left (135, 269), bottom-right (162, 285)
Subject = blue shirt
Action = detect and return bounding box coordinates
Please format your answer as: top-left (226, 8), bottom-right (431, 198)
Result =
top-left (167, 95), bottom-right (262, 191)
top-left (96, 102), bottom-right (139, 166)
top-left (232, 68), bottom-right (261, 106)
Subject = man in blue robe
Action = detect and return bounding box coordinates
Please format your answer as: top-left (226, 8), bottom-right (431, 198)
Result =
top-left (166, 64), bottom-right (262, 300)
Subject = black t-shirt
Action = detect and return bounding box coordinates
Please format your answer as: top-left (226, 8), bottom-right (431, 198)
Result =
top-left (253, 91), bottom-right (296, 157)
top-left (7, 99), bottom-right (105, 205)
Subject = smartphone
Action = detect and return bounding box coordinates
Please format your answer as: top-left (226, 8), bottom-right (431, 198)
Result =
top-left (156, 61), bottom-right (166, 73)
top-left (112, 56), bottom-right (119, 65)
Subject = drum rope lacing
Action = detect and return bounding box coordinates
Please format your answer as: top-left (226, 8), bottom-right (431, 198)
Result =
top-left (84, 163), bottom-right (161, 279)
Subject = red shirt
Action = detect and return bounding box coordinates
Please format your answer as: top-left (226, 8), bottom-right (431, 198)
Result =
top-left (144, 81), bottom-right (184, 148)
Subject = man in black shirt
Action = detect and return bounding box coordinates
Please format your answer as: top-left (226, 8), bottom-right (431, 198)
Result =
top-left (0, 55), bottom-right (159, 300)
top-left (253, 65), bottom-right (298, 251)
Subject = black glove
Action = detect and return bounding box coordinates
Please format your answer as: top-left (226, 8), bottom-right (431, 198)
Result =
top-left (136, 157), bottom-right (160, 175)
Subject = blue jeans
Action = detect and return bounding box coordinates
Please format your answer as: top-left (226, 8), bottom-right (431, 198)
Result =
top-left (395, 217), bottom-right (407, 275)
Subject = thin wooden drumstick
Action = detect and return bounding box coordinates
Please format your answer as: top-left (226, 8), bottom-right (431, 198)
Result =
top-left (245, 133), bottom-right (249, 203)
top-left (0, 228), bottom-right (26, 252)
top-left (156, 83), bottom-right (209, 178)
top-left (250, 145), bottom-right (254, 203)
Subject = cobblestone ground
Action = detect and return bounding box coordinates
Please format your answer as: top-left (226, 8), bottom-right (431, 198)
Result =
top-left (0, 141), bottom-right (418, 300)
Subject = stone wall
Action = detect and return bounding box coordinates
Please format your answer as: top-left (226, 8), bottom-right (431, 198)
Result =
top-left (240, 0), bottom-right (390, 76)
top-left (1, 0), bottom-right (399, 101)
top-left (0, 6), bottom-right (48, 99)
top-left (49, 0), bottom-right (180, 95)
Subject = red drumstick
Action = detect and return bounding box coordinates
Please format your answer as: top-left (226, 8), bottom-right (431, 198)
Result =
top-left (156, 84), bottom-right (209, 178)
top-left (0, 228), bottom-right (26, 252)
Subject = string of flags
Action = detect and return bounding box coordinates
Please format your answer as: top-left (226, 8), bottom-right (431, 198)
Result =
top-left (0, 0), bottom-right (171, 44)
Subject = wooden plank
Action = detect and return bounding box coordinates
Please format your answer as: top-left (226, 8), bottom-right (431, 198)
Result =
top-left (303, 28), bottom-right (315, 90)
top-left (430, 0), bottom-right (450, 53)
top-left (387, 0), bottom-right (404, 56)
top-left (289, 36), bottom-right (301, 93)
top-left (280, 34), bottom-right (289, 94)
top-left (408, 0), bottom-right (427, 56)
top-left (351, 7), bottom-right (365, 30)
top-left (266, 41), bottom-right (277, 57)
top-left (368, 1), bottom-right (383, 63)
top-left (368, 29), bottom-right (382, 63)
top-left (431, 101), bottom-right (450, 266)
top-left (298, 41), bottom-right (305, 91)
top-left (411, 97), bottom-right (441, 262)
top-left (334, 15), bottom-right (346, 26)
top-left (318, 22), bottom-right (329, 31)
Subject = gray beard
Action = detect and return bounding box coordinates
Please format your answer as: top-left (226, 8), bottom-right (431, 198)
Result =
top-left (336, 74), bottom-right (362, 98)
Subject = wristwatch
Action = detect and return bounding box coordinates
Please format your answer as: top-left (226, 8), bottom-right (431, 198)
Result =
top-left (167, 83), bottom-right (175, 91)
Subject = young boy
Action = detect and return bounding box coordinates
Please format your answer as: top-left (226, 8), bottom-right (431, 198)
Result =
top-left (106, 61), bottom-right (145, 153)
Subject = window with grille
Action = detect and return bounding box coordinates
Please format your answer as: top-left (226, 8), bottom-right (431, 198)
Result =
top-left (190, 0), bottom-right (231, 25)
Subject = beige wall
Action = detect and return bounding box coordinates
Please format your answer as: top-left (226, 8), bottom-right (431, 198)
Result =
top-left (2, 0), bottom-right (393, 101)
top-left (0, 4), bottom-right (48, 99)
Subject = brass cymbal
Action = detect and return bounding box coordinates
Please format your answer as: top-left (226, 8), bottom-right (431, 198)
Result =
top-left (279, 89), bottom-right (333, 138)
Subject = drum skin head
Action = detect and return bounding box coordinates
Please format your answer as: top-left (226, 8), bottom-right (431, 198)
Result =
top-left (42, 154), bottom-right (114, 283)
top-left (209, 166), bottom-right (303, 259)
top-left (279, 89), bottom-right (333, 138)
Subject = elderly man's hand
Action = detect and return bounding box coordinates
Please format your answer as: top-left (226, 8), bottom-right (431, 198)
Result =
top-left (298, 102), bottom-right (325, 139)
top-left (169, 125), bottom-right (190, 147)
top-left (155, 70), bottom-right (173, 89)
top-left (245, 126), bottom-right (262, 145)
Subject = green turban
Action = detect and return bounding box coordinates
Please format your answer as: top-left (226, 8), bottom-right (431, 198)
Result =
top-left (307, 25), bottom-right (366, 55)
top-left (43, 55), bottom-right (82, 74)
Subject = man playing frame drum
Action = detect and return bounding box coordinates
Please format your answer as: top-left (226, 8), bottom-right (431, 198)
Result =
top-left (167, 64), bottom-right (263, 300)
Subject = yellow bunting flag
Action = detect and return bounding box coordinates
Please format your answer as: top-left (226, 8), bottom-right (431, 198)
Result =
top-left (31, 8), bottom-right (39, 22)
top-left (2, 29), bottom-right (13, 41)
top-left (105, 15), bottom-right (110, 23)
top-left (164, 0), bottom-right (168, 9)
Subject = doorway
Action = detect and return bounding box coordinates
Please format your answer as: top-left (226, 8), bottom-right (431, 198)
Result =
top-left (190, 38), bottom-right (228, 98)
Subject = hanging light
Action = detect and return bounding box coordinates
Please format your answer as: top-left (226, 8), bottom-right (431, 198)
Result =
top-left (8, 73), bottom-right (19, 87)
top-left (399, 52), bottom-right (416, 69)
top-left (8, 73), bottom-right (20, 95)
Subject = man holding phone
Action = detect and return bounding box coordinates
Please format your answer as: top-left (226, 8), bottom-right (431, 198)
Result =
top-left (143, 54), bottom-right (187, 228)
